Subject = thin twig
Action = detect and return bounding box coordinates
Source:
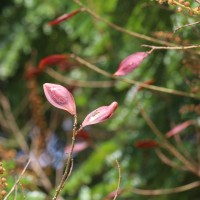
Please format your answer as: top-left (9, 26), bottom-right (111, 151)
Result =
top-left (156, 149), bottom-right (187, 170)
top-left (173, 133), bottom-right (199, 168)
top-left (73, 0), bottom-right (177, 46)
top-left (14, 180), bottom-right (18, 200)
top-left (70, 54), bottom-right (113, 78)
top-left (174, 21), bottom-right (200, 32)
top-left (113, 160), bottom-right (121, 200)
top-left (70, 53), bottom-right (200, 100)
top-left (46, 68), bottom-right (115, 88)
top-left (138, 105), bottom-right (199, 176)
top-left (132, 181), bottom-right (200, 195)
top-left (142, 44), bottom-right (200, 50)
top-left (4, 159), bottom-right (31, 200)
top-left (65, 158), bottom-right (74, 181)
top-left (0, 92), bottom-right (29, 153)
top-left (53, 115), bottom-right (81, 200)
top-left (74, 0), bottom-right (200, 56)
top-left (30, 153), bottom-right (53, 191)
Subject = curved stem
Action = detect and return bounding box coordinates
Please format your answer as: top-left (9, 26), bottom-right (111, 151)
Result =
top-left (142, 44), bottom-right (200, 50)
top-left (73, 0), bottom-right (176, 46)
top-left (4, 159), bottom-right (31, 200)
top-left (70, 54), bottom-right (200, 100)
top-left (156, 149), bottom-right (187, 170)
top-left (138, 105), bottom-right (199, 176)
top-left (113, 160), bottom-right (121, 200)
top-left (53, 115), bottom-right (79, 200)
top-left (46, 68), bottom-right (115, 88)
top-left (132, 181), bottom-right (200, 195)
top-left (174, 21), bottom-right (200, 32)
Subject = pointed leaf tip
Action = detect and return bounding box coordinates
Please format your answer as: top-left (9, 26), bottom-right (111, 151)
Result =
top-left (38, 54), bottom-right (68, 70)
top-left (114, 52), bottom-right (149, 76)
top-left (82, 101), bottom-right (118, 127)
top-left (43, 83), bottom-right (76, 115)
top-left (49, 9), bottom-right (81, 26)
top-left (166, 120), bottom-right (193, 138)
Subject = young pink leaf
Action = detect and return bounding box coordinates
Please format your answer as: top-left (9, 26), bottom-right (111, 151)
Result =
top-left (49, 9), bottom-right (81, 26)
top-left (43, 83), bottom-right (76, 115)
top-left (113, 52), bottom-right (149, 76)
top-left (82, 102), bottom-right (118, 127)
top-left (65, 141), bottom-right (89, 154)
top-left (38, 54), bottom-right (69, 70)
top-left (134, 140), bottom-right (159, 149)
top-left (166, 120), bottom-right (193, 138)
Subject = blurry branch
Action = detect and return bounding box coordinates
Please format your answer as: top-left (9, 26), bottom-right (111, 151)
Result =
top-left (0, 91), bottom-right (29, 153)
top-left (73, 0), bottom-right (176, 46)
top-left (13, 95), bottom-right (29, 119)
top-left (74, 0), bottom-right (200, 55)
top-left (173, 134), bottom-right (199, 167)
top-left (113, 160), bottom-right (121, 200)
top-left (174, 21), bottom-right (200, 32)
top-left (138, 105), bottom-right (199, 176)
top-left (0, 110), bottom-right (9, 130)
top-left (142, 44), bottom-right (200, 52)
top-left (4, 159), bottom-right (31, 200)
top-left (30, 154), bottom-right (53, 191)
top-left (70, 54), bottom-right (113, 78)
top-left (45, 68), bottom-right (115, 88)
top-left (132, 181), bottom-right (200, 195)
top-left (70, 54), bottom-right (200, 100)
top-left (0, 91), bottom-right (53, 191)
top-left (155, 149), bottom-right (187, 170)
top-left (14, 182), bottom-right (18, 200)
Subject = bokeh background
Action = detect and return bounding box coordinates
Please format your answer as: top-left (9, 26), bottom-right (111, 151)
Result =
top-left (0, 0), bottom-right (200, 199)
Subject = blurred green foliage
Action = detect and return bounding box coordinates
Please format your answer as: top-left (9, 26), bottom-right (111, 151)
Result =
top-left (0, 0), bottom-right (200, 199)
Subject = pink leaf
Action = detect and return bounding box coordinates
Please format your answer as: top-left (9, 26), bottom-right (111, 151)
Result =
top-left (43, 83), bottom-right (76, 115)
top-left (166, 120), bottom-right (194, 138)
top-left (134, 140), bottom-right (159, 149)
top-left (49, 9), bottom-right (82, 26)
top-left (82, 102), bottom-right (118, 127)
top-left (113, 52), bottom-right (149, 76)
top-left (65, 141), bottom-right (89, 154)
top-left (38, 54), bottom-right (69, 70)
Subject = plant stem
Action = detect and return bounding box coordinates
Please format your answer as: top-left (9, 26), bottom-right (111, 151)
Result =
top-left (4, 159), bottom-right (31, 200)
top-left (142, 44), bottom-right (200, 50)
top-left (113, 160), bottom-right (121, 200)
top-left (52, 115), bottom-right (79, 200)
top-left (70, 54), bottom-right (200, 100)
top-left (138, 105), bottom-right (199, 176)
top-left (132, 181), bottom-right (200, 195)
top-left (174, 21), bottom-right (200, 32)
top-left (73, 0), bottom-right (176, 46)
top-left (46, 68), bottom-right (114, 88)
